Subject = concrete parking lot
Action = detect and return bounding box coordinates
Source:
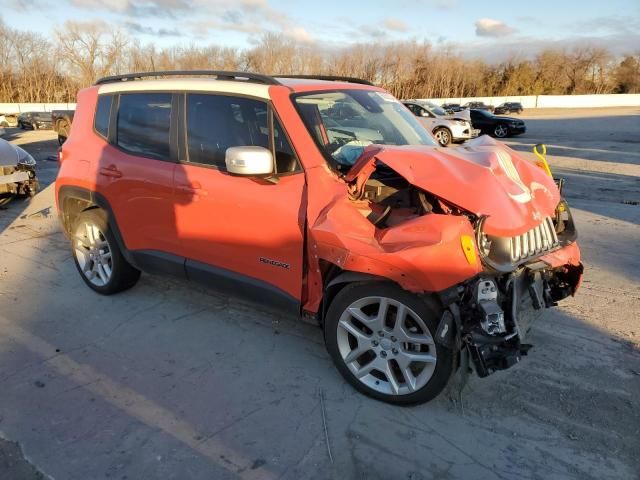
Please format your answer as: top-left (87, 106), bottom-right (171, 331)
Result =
top-left (1, 108), bottom-right (639, 480)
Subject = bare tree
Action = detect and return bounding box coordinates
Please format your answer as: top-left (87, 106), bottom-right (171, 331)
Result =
top-left (0, 23), bottom-right (633, 103)
top-left (56, 21), bottom-right (127, 87)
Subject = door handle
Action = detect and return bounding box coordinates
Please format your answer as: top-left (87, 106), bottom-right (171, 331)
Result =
top-left (177, 182), bottom-right (208, 196)
top-left (99, 165), bottom-right (122, 178)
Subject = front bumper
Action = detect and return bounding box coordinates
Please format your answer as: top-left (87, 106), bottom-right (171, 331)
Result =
top-left (1, 170), bottom-right (29, 186)
top-left (510, 125), bottom-right (526, 135)
top-left (437, 243), bottom-right (583, 378)
top-left (450, 123), bottom-right (480, 141)
top-left (0, 166), bottom-right (38, 195)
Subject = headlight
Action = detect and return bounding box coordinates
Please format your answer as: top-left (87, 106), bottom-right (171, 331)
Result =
top-left (15, 146), bottom-right (36, 166)
top-left (554, 199), bottom-right (577, 244)
top-left (455, 120), bottom-right (467, 126)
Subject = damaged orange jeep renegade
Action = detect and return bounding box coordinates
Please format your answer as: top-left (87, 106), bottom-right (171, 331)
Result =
top-left (56, 71), bottom-right (583, 404)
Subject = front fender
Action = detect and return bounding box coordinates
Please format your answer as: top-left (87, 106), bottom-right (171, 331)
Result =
top-left (310, 197), bottom-right (482, 303)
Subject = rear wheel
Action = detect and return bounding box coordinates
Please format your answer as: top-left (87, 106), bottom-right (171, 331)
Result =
top-left (494, 123), bottom-right (509, 138)
top-left (324, 282), bottom-right (454, 405)
top-left (433, 127), bottom-right (452, 147)
top-left (71, 209), bottom-right (140, 294)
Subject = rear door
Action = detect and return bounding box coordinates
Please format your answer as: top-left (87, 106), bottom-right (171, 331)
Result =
top-left (94, 92), bottom-right (181, 271)
top-left (172, 93), bottom-right (306, 305)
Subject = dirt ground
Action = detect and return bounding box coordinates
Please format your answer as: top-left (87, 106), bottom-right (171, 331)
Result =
top-left (0, 108), bottom-right (639, 480)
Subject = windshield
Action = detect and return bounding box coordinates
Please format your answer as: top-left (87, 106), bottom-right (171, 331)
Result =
top-left (425, 102), bottom-right (447, 116)
top-left (294, 90), bottom-right (436, 168)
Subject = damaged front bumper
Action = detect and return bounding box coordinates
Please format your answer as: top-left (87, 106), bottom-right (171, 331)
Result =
top-left (436, 251), bottom-right (583, 378)
top-left (0, 165), bottom-right (39, 196)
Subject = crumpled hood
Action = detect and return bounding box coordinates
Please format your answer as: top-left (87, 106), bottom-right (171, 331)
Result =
top-left (444, 110), bottom-right (470, 123)
top-left (347, 136), bottom-right (560, 237)
top-left (0, 138), bottom-right (19, 167)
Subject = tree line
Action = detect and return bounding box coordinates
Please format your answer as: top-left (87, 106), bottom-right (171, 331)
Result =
top-left (1, 19), bottom-right (638, 103)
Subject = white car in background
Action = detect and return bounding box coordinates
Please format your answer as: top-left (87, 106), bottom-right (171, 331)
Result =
top-left (0, 113), bottom-right (18, 128)
top-left (402, 100), bottom-right (479, 146)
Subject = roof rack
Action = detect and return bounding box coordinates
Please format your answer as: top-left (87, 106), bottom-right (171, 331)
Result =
top-left (273, 75), bottom-right (374, 86)
top-left (94, 71), bottom-right (375, 87)
top-left (95, 70), bottom-right (282, 86)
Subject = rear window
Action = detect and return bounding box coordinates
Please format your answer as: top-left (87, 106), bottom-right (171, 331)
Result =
top-left (94, 95), bottom-right (112, 138)
top-left (116, 93), bottom-right (172, 160)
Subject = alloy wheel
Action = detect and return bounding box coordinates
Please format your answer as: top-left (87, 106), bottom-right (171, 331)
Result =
top-left (434, 129), bottom-right (450, 146)
top-left (73, 222), bottom-right (113, 287)
top-left (336, 296), bottom-right (437, 396)
top-left (494, 124), bottom-right (508, 138)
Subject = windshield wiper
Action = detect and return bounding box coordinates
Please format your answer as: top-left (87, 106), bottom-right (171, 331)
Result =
top-left (328, 127), bottom-right (357, 138)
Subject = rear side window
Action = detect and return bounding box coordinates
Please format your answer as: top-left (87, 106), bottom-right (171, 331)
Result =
top-left (117, 93), bottom-right (172, 160)
top-left (94, 95), bottom-right (112, 139)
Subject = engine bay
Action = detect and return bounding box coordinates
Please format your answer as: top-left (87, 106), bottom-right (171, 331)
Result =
top-left (352, 165), bottom-right (463, 229)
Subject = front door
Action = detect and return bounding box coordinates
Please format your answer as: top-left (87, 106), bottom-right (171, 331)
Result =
top-left (172, 93), bottom-right (306, 305)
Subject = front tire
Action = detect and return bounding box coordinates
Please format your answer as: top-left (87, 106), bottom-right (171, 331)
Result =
top-left (57, 120), bottom-right (70, 145)
top-left (324, 282), bottom-right (454, 405)
top-left (433, 127), bottom-right (452, 147)
top-left (71, 209), bottom-right (140, 295)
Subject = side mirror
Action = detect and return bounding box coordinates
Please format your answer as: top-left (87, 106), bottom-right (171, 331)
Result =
top-left (420, 110), bottom-right (430, 117)
top-left (225, 146), bottom-right (274, 176)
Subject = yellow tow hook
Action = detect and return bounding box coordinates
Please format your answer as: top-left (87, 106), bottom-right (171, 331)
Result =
top-left (533, 143), bottom-right (552, 177)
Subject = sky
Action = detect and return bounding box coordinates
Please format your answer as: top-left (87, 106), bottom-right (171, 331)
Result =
top-left (3, 0), bottom-right (640, 61)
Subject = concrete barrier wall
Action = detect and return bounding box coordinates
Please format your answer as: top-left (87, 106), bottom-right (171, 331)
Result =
top-left (416, 94), bottom-right (640, 108)
top-left (0, 103), bottom-right (77, 114)
top-left (1, 94), bottom-right (639, 113)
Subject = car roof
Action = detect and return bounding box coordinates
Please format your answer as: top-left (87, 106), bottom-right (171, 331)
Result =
top-left (98, 78), bottom-right (274, 99)
top-left (275, 77), bottom-right (382, 93)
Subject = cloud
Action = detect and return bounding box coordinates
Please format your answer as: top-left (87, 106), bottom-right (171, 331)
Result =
top-left (70, 0), bottom-right (130, 10)
top-left (6, 0), bottom-right (45, 9)
top-left (124, 21), bottom-right (184, 37)
top-left (570, 15), bottom-right (640, 36)
top-left (383, 17), bottom-right (408, 32)
top-left (456, 32), bottom-right (640, 63)
top-left (283, 26), bottom-right (314, 43)
top-left (69, 0), bottom-right (313, 44)
top-left (360, 25), bottom-right (387, 39)
top-left (474, 18), bottom-right (516, 37)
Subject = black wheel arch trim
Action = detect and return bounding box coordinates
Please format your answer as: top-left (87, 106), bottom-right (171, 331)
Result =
top-left (57, 185), bottom-right (137, 267)
top-left (321, 270), bottom-right (389, 325)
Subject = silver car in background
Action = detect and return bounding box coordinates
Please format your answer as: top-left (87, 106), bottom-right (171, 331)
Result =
top-left (0, 129), bottom-right (38, 205)
top-left (402, 100), bottom-right (479, 146)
